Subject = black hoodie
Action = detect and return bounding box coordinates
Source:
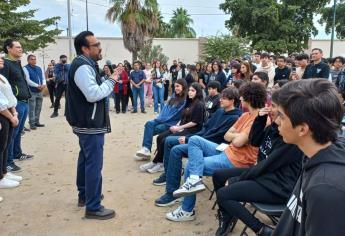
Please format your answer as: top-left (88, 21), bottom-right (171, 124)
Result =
top-left (273, 137), bottom-right (345, 236)
top-left (238, 114), bottom-right (303, 199)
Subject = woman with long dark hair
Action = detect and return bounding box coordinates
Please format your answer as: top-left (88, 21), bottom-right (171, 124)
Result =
top-left (240, 61), bottom-right (253, 82)
top-left (135, 79), bottom-right (188, 161)
top-left (140, 82), bottom-right (206, 173)
top-left (210, 61), bottom-right (227, 91)
top-left (152, 60), bottom-right (165, 114)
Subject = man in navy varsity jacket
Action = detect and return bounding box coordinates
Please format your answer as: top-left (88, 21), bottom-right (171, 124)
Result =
top-left (65, 31), bottom-right (119, 220)
top-left (23, 54), bottom-right (46, 130)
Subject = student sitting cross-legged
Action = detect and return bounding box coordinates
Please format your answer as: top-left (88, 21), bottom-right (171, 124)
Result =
top-left (153, 87), bottom-right (242, 206)
top-left (134, 79), bottom-right (188, 161)
top-left (213, 88), bottom-right (304, 236)
top-left (166, 82), bottom-right (268, 222)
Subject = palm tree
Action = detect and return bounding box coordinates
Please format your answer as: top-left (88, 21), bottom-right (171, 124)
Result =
top-left (106, 0), bottom-right (159, 62)
top-left (169, 7), bottom-right (196, 38)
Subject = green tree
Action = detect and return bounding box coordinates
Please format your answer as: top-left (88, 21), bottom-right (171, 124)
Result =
top-left (169, 7), bottom-right (196, 38)
top-left (138, 39), bottom-right (169, 65)
top-left (0, 0), bottom-right (61, 52)
top-left (319, 1), bottom-right (345, 39)
top-left (202, 35), bottom-right (250, 62)
top-left (106, 0), bottom-right (159, 62)
top-left (220, 0), bottom-right (329, 54)
top-left (153, 11), bottom-right (172, 38)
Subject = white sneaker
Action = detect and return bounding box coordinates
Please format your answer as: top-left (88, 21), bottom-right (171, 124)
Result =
top-left (166, 206), bottom-right (195, 222)
top-left (173, 177), bottom-right (206, 198)
top-left (134, 147), bottom-right (151, 161)
top-left (139, 162), bottom-right (156, 172)
top-left (0, 196), bottom-right (3, 202)
top-left (5, 172), bottom-right (23, 182)
top-left (0, 178), bottom-right (20, 189)
top-left (147, 163), bottom-right (164, 173)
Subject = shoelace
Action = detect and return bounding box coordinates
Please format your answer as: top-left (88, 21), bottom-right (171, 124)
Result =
top-left (181, 181), bottom-right (194, 190)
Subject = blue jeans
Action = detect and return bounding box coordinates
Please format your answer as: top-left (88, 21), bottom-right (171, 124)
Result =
top-left (76, 133), bottom-right (104, 211)
top-left (165, 143), bottom-right (188, 194)
top-left (28, 92), bottom-right (43, 126)
top-left (132, 85), bottom-right (145, 112)
top-left (142, 120), bottom-right (169, 151)
top-left (7, 101), bottom-right (28, 165)
top-left (182, 136), bottom-right (233, 212)
top-left (152, 85), bottom-right (164, 113)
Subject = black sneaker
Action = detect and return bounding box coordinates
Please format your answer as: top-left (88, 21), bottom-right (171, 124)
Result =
top-left (85, 205), bottom-right (115, 220)
top-left (141, 110), bottom-right (147, 114)
top-left (153, 173), bottom-right (166, 186)
top-left (30, 125), bottom-right (37, 130)
top-left (215, 209), bottom-right (235, 236)
top-left (7, 163), bottom-right (21, 173)
top-left (50, 112), bottom-right (58, 118)
top-left (35, 123), bottom-right (45, 127)
top-left (155, 193), bottom-right (181, 207)
top-left (15, 153), bottom-right (34, 161)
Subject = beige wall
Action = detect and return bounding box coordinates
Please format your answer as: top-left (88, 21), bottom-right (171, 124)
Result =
top-left (29, 37), bottom-right (345, 71)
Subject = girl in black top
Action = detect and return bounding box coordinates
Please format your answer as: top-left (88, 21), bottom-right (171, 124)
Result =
top-left (141, 82), bottom-right (206, 173)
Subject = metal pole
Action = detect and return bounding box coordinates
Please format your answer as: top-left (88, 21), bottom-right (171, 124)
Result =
top-left (86, 0), bottom-right (89, 31)
top-left (330, 0), bottom-right (336, 58)
top-left (67, 0), bottom-right (73, 59)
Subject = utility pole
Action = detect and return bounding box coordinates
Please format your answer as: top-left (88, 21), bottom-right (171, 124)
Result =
top-left (86, 0), bottom-right (89, 30)
top-left (67, 0), bottom-right (73, 59)
top-left (330, 0), bottom-right (336, 58)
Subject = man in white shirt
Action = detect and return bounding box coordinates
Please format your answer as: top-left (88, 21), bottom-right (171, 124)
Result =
top-left (23, 54), bottom-right (46, 130)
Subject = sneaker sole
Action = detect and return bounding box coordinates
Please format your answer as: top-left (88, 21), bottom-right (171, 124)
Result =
top-left (147, 168), bottom-right (164, 174)
top-left (152, 181), bottom-right (166, 186)
top-left (134, 155), bottom-right (150, 161)
top-left (173, 186), bottom-right (206, 198)
top-left (155, 198), bottom-right (181, 207)
top-left (166, 215), bottom-right (195, 222)
top-left (135, 152), bottom-right (151, 158)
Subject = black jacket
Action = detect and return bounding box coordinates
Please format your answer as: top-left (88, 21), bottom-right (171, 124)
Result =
top-left (274, 66), bottom-right (291, 83)
top-left (0, 58), bottom-right (31, 101)
top-left (205, 94), bottom-right (221, 117)
top-left (65, 56), bottom-right (111, 134)
top-left (302, 61), bottom-right (330, 79)
top-left (273, 137), bottom-right (345, 236)
top-left (238, 115), bottom-right (303, 199)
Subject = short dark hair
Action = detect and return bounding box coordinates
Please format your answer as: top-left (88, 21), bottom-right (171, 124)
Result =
top-left (296, 53), bottom-right (309, 61)
top-left (333, 56), bottom-right (345, 65)
top-left (312, 48), bottom-right (323, 54)
top-left (277, 56), bottom-right (286, 62)
top-left (253, 71), bottom-right (269, 84)
top-left (254, 52), bottom-right (261, 56)
top-left (207, 80), bottom-right (221, 92)
top-left (222, 87), bottom-right (240, 103)
top-left (276, 79), bottom-right (344, 144)
top-left (133, 60), bottom-right (141, 66)
top-left (74, 31), bottom-right (94, 55)
top-left (3, 39), bottom-right (17, 54)
top-left (239, 82), bottom-right (267, 109)
top-left (260, 53), bottom-right (270, 59)
top-left (60, 55), bottom-right (67, 59)
top-left (27, 54), bottom-right (36, 61)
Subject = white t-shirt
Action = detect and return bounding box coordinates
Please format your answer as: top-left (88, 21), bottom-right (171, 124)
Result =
top-left (0, 74), bottom-right (17, 110)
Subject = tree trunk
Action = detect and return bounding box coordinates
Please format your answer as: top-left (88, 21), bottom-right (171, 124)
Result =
top-left (132, 51), bottom-right (138, 64)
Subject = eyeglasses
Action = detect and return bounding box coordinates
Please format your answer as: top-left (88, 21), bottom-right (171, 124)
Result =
top-left (89, 42), bottom-right (101, 48)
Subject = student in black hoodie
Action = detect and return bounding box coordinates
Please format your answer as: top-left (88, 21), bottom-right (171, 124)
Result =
top-left (272, 79), bottom-right (345, 236)
top-left (205, 81), bottom-right (221, 117)
top-left (213, 89), bottom-right (304, 236)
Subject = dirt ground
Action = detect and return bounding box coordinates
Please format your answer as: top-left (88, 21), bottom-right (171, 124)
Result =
top-left (0, 98), bottom-right (258, 236)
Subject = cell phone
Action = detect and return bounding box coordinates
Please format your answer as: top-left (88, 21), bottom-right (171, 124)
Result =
top-left (292, 67), bottom-right (296, 72)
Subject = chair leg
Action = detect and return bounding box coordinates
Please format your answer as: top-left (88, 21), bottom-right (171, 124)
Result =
top-left (212, 200), bottom-right (217, 210)
top-left (209, 189), bottom-right (215, 200)
top-left (240, 208), bottom-right (257, 236)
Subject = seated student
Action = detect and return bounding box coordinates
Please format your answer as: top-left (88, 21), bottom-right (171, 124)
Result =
top-left (153, 87), bottom-right (242, 206)
top-left (134, 79), bottom-right (188, 161)
top-left (139, 82), bottom-right (206, 173)
top-left (205, 81), bottom-right (221, 117)
top-left (273, 79), bottom-right (345, 236)
top-left (165, 82), bottom-right (267, 222)
top-left (213, 90), bottom-right (303, 236)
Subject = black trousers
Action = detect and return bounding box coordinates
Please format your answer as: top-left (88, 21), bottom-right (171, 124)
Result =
top-left (126, 83), bottom-right (133, 107)
top-left (114, 92), bottom-right (127, 113)
top-left (213, 169), bottom-right (285, 233)
top-left (164, 81), bottom-right (170, 101)
top-left (54, 83), bottom-right (66, 113)
top-left (0, 115), bottom-right (13, 179)
top-left (47, 80), bottom-right (55, 106)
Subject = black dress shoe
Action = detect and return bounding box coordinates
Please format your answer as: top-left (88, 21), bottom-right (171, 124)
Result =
top-left (215, 209), bottom-right (235, 236)
top-left (78, 194), bottom-right (104, 207)
top-left (257, 225), bottom-right (274, 236)
top-left (85, 206), bottom-right (115, 220)
top-left (35, 123), bottom-right (45, 127)
top-left (30, 126), bottom-right (37, 130)
top-left (50, 112), bottom-right (58, 118)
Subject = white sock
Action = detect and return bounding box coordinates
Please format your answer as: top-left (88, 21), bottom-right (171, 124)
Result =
top-left (189, 175), bottom-right (200, 181)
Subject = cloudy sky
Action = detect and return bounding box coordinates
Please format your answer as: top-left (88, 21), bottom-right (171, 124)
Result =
top-left (26, 0), bottom-right (331, 39)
